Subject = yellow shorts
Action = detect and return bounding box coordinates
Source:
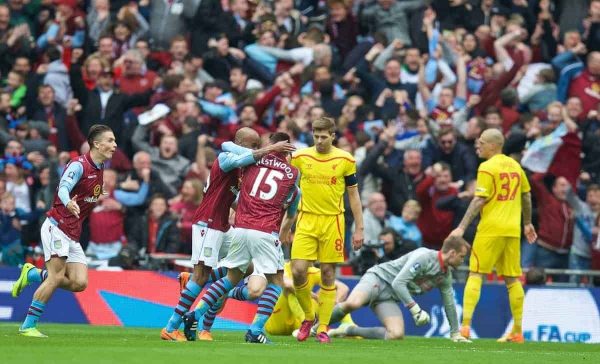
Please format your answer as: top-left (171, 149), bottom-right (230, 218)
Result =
top-left (470, 235), bottom-right (521, 277)
top-left (291, 212), bottom-right (345, 263)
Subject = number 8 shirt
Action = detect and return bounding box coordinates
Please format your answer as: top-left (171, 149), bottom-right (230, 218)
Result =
top-left (474, 154), bottom-right (531, 238)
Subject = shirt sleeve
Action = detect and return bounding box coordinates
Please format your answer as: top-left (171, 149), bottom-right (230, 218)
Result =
top-left (222, 141), bottom-right (252, 155)
top-left (58, 161), bottom-right (84, 206)
top-left (474, 169), bottom-right (495, 199)
top-left (439, 277), bottom-right (459, 335)
top-left (114, 182), bottom-right (150, 207)
top-left (218, 151), bottom-right (256, 173)
top-left (390, 252), bottom-right (427, 306)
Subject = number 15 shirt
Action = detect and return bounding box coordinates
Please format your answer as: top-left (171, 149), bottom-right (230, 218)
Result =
top-left (474, 154), bottom-right (531, 238)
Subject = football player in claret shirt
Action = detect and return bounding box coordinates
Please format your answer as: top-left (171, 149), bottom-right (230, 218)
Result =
top-left (13, 125), bottom-right (116, 338)
top-left (161, 127), bottom-right (295, 341)
top-left (183, 132), bottom-right (300, 344)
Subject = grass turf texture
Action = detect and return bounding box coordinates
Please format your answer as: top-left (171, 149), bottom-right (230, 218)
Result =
top-left (1, 324), bottom-right (599, 364)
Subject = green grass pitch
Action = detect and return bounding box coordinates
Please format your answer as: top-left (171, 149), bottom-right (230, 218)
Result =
top-left (1, 323), bottom-right (599, 364)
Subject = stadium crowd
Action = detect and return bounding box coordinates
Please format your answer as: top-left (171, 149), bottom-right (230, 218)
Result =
top-left (1, 0), bottom-right (600, 279)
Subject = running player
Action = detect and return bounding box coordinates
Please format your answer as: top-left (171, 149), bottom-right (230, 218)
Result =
top-left (183, 132), bottom-right (300, 344)
top-left (327, 236), bottom-right (471, 343)
top-left (16, 125), bottom-right (116, 337)
top-left (290, 116), bottom-right (364, 343)
top-left (449, 128), bottom-right (537, 343)
top-left (161, 128), bottom-right (294, 341)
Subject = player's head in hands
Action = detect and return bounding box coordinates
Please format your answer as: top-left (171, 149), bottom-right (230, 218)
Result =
top-left (87, 124), bottom-right (116, 163)
top-left (312, 116), bottom-right (336, 154)
top-left (235, 127), bottom-right (261, 150)
top-left (441, 235), bottom-right (470, 268)
top-left (476, 128), bottom-right (504, 160)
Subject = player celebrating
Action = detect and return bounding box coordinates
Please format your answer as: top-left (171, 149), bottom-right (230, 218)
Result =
top-left (15, 125), bottom-right (116, 337)
top-left (290, 116), bottom-right (364, 343)
top-left (183, 132), bottom-right (300, 344)
top-left (326, 236), bottom-right (471, 342)
top-left (449, 129), bottom-right (537, 343)
top-left (161, 128), bottom-right (294, 341)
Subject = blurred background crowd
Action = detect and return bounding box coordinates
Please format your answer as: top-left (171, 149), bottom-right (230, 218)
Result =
top-left (1, 0), bottom-right (600, 282)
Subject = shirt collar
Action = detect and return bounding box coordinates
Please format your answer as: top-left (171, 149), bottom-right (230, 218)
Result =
top-left (437, 250), bottom-right (447, 273)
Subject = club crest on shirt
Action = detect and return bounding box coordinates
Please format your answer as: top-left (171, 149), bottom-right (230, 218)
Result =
top-left (203, 247), bottom-right (212, 257)
top-left (53, 240), bottom-right (62, 249)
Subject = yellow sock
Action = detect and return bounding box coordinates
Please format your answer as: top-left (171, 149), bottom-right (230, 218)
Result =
top-left (317, 284), bottom-right (336, 333)
top-left (294, 280), bottom-right (315, 321)
top-left (287, 294), bottom-right (305, 322)
top-left (340, 313), bottom-right (355, 326)
top-left (507, 281), bottom-right (525, 334)
top-left (462, 274), bottom-right (483, 327)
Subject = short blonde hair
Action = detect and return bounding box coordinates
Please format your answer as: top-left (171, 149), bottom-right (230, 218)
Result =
top-left (312, 116), bottom-right (336, 134)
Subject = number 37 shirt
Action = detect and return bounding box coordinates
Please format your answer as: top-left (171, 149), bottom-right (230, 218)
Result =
top-left (475, 154), bottom-right (531, 238)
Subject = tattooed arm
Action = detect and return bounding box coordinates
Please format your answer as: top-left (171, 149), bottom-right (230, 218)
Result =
top-left (459, 196), bottom-right (486, 231)
top-left (522, 192), bottom-right (537, 243)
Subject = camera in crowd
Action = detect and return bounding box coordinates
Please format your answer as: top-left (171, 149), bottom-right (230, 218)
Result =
top-left (351, 228), bottom-right (418, 275)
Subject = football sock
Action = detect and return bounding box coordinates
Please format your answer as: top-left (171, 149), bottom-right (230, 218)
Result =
top-left (27, 268), bottom-right (44, 283)
top-left (316, 284), bottom-right (336, 333)
top-left (462, 274), bottom-right (483, 328)
top-left (228, 285), bottom-right (249, 301)
top-left (208, 267), bottom-right (227, 283)
top-left (166, 280), bottom-right (202, 332)
top-left (21, 300), bottom-right (45, 330)
top-left (249, 283), bottom-right (282, 335)
top-left (329, 304), bottom-right (346, 325)
top-left (507, 281), bottom-right (525, 334)
top-left (287, 294), bottom-right (305, 322)
top-left (294, 279), bottom-right (315, 321)
top-left (202, 297), bottom-right (225, 332)
top-left (347, 326), bottom-right (387, 340)
top-left (194, 278), bottom-right (233, 321)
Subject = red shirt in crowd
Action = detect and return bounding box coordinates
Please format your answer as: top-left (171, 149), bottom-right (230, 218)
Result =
top-left (530, 173), bottom-right (574, 253)
top-left (568, 70), bottom-right (600, 115)
top-left (416, 175), bottom-right (457, 249)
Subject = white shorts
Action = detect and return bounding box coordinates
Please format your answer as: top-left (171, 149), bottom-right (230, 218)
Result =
top-left (40, 218), bottom-right (87, 265)
top-left (191, 222), bottom-right (226, 267)
top-left (220, 227), bottom-right (284, 275)
top-left (219, 227), bottom-right (233, 260)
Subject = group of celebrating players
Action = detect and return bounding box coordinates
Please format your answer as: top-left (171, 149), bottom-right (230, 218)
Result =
top-left (11, 117), bottom-right (535, 344)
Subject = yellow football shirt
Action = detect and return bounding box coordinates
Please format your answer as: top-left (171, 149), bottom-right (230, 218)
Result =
top-left (291, 146), bottom-right (357, 216)
top-left (474, 154), bottom-right (531, 237)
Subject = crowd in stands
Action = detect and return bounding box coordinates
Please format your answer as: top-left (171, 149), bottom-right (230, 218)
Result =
top-left (1, 0), bottom-right (600, 280)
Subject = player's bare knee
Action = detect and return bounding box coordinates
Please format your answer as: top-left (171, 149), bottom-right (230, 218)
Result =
top-left (72, 278), bottom-right (88, 292)
top-left (291, 266), bottom-right (307, 285)
top-left (320, 265), bottom-right (336, 285)
top-left (386, 328), bottom-right (405, 340)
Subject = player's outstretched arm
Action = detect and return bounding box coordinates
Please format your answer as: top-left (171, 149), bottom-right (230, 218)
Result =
top-left (449, 196), bottom-right (486, 238)
top-left (522, 191), bottom-right (537, 244)
top-left (391, 253), bottom-right (430, 326)
top-left (439, 280), bottom-right (468, 342)
top-left (347, 185), bottom-right (364, 251)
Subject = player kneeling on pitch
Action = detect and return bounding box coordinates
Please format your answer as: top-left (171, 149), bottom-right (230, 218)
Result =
top-left (327, 236), bottom-right (471, 342)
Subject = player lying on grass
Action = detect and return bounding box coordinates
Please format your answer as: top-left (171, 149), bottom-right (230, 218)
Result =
top-left (183, 132), bottom-right (300, 344)
top-left (161, 128), bottom-right (295, 341)
top-left (178, 261), bottom-right (356, 340)
top-left (327, 236), bottom-right (471, 342)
